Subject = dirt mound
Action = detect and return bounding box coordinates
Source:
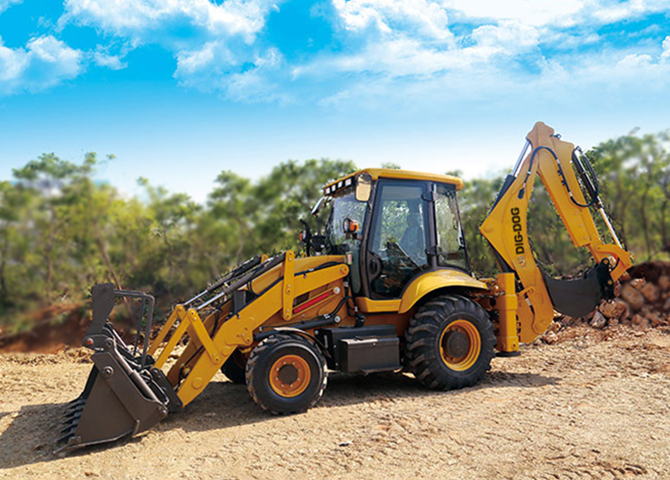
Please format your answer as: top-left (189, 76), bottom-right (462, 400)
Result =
top-left (628, 260), bottom-right (670, 283)
top-left (0, 303), bottom-right (138, 354)
top-left (543, 261), bottom-right (670, 344)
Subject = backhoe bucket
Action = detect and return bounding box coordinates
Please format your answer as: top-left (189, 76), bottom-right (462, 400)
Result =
top-left (58, 284), bottom-right (181, 453)
top-left (542, 259), bottom-right (615, 318)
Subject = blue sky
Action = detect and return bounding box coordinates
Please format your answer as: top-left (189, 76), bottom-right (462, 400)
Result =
top-left (0, 0), bottom-right (669, 202)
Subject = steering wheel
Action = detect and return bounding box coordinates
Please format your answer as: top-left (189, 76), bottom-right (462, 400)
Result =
top-left (386, 241), bottom-right (419, 270)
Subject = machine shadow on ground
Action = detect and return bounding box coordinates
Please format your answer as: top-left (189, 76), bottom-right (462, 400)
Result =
top-left (0, 370), bottom-right (559, 469)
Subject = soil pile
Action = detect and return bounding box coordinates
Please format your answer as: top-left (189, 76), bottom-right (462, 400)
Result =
top-left (0, 303), bottom-right (138, 354)
top-left (553, 261), bottom-right (670, 330)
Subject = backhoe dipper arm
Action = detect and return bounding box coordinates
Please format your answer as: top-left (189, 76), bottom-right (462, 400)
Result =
top-left (480, 122), bottom-right (632, 343)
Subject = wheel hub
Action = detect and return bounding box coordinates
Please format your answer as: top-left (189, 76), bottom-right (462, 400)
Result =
top-left (438, 319), bottom-right (482, 371)
top-left (269, 354), bottom-right (311, 398)
top-left (444, 330), bottom-right (469, 359)
top-left (278, 364), bottom-right (299, 385)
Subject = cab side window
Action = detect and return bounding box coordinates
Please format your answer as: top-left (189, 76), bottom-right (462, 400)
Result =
top-left (434, 183), bottom-right (468, 271)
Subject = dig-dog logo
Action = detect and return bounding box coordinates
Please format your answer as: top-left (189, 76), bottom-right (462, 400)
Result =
top-left (511, 207), bottom-right (525, 254)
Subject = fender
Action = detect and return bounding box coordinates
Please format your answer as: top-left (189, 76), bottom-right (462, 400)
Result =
top-left (398, 269), bottom-right (488, 314)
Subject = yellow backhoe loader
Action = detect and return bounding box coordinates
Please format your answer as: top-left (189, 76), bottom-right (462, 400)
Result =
top-left (58, 122), bottom-right (632, 452)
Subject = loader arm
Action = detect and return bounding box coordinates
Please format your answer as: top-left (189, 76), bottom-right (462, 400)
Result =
top-left (480, 122), bottom-right (632, 344)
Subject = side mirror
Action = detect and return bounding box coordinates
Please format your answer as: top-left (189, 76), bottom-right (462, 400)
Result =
top-left (355, 173), bottom-right (372, 202)
top-left (311, 197), bottom-right (326, 216)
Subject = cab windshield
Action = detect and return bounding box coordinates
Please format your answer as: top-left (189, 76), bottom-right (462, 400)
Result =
top-left (325, 188), bottom-right (367, 255)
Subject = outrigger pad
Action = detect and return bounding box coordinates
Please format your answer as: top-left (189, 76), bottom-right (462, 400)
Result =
top-left (541, 260), bottom-right (614, 318)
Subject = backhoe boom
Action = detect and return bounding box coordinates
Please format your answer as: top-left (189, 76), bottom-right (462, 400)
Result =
top-left (480, 122), bottom-right (632, 344)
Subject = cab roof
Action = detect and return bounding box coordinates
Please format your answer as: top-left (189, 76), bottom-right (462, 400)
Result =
top-left (323, 168), bottom-right (463, 196)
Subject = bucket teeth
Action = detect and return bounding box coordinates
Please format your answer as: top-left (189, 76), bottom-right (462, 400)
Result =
top-left (58, 422), bottom-right (79, 443)
top-left (64, 403), bottom-right (85, 419)
top-left (60, 422), bottom-right (79, 436)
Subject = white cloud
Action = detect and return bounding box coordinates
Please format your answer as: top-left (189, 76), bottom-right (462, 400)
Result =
top-left (175, 43), bottom-right (287, 103)
top-left (0, 35), bottom-right (83, 94)
top-left (54, 0), bottom-right (670, 107)
top-left (62, 0), bottom-right (284, 102)
top-left (92, 51), bottom-right (127, 70)
top-left (333, 0), bottom-right (452, 41)
top-left (442, 0), bottom-right (585, 27)
top-left (662, 36), bottom-right (670, 60)
top-left (471, 20), bottom-right (539, 50)
top-left (591, 0), bottom-right (670, 23)
top-left (63, 0), bottom-right (281, 46)
top-left (443, 0), bottom-right (670, 28)
top-left (295, 18), bottom-right (539, 80)
top-left (0, 0), bottom-right (21, 14)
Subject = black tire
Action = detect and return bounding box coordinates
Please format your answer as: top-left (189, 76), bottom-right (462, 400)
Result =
top-left (246, 334), bottom-right (327, 414)
top-left (221, 350), bottom-right (247, 384)
top-left (405, 294), bottom-right (495, 390)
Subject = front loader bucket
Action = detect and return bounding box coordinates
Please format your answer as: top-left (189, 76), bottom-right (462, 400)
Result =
top-left (58, 284), bottom-right (181, 453)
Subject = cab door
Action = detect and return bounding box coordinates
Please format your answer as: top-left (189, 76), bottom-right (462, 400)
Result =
top-left (364, 179), bottom-right (431, 298)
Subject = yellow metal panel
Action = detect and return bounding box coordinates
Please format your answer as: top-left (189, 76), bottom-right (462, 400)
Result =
top-left (494, 273), bottom-right (519, 353)
top-left (148, 307), bottom-right (179, 357)
top-left (154, 305), bottom-right (189, 370)
top-left (282, 251), bottom-right (295, 320)
top-left (186, 309), bottom-right (221, 364)
top-left (324, 168), bottom-right (463, 193)
top-left (356, 298), bottom-right (402, 313)
top-left (398, 269), bottom-right (488, 314)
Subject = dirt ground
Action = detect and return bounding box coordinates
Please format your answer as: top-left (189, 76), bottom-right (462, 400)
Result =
top-left (1, 327), bottom-right (670, 480)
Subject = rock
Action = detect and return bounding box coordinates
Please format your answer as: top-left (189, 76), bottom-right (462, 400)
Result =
top-left (649, 312), bottom-right (665, 327)
top-left (658, 275), bottom-right (670, 291)
top-left (561, 315), bottom-right (577, 326)
top-left (630, 278), bottom-right (646, 290)
top-left (640, 282), bottom-right (660, 303)
top-left (620, 283), bottom-right (646, 311)
top-left (664, 298), bottom-right (670, 312)
top-left (600, 300), bottom-right (628, 319)
top-left (631, 314), bottom-right (650, 331)
top-left (590, 311), bottom-right (607, 329)
top-left (614, 298), bottom-right (630, 320)
top-left (542, 331), bottom-right (558, 344)
top-left (547, 321), bottom-right (561, 334)
top-left (608, 317), bottom-right (619, 327)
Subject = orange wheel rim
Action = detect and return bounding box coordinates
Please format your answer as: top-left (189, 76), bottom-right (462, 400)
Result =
top-left (269, 355), bottom-right (311, 398)
top-left (439, 319), bottom-right (481, 371)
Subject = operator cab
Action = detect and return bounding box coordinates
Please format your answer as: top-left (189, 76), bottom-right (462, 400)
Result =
top-left (315, 168), bottom-right (469, 300)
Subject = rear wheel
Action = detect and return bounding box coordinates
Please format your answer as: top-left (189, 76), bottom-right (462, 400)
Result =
top-left (220, 350), bottom-right (247, 384)
top-left (405, 294), bottom-right (495, 390)
top-left (246, 334), bottom-right (327, 414)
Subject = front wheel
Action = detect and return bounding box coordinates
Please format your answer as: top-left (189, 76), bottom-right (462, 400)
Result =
top-left (246, 334), bottom-right (327, 414)
top-left (404, 294), bottom-right (495, 390)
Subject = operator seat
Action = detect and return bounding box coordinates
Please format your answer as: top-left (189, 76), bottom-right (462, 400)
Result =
top-left (400, 214), bottom-right (425, 264)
